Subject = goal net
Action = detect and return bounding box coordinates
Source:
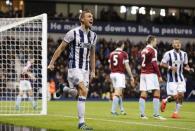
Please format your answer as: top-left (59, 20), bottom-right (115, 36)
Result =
top-left (0, 14), bottom-right (47, 115)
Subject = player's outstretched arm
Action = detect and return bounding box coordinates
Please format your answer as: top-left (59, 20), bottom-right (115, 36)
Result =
top-left (124, 62), bottom-right (135, 87)
top-left (48, 41), bottom-right (68, 70)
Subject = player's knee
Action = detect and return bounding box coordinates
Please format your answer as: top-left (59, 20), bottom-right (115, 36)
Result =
top-left (19, 91), bottom-right (24, 96)
top-left (173, 95), bottom-right (178, 100)
top-left (80, 89), bottom-right (88, 96)
top-left (153, 95), bottom-right (160, 99)
top-left (153, 93), bottom-right (160, 98)
top-left (113, 92), bottom-right (120, 97)
top-left (140, 96), bottom-right (147, 100)
top-left (28, 90), bottom-right (33, 96)
top-left (140, 91), bottom-right (147, 98)
top-left (178, 93), bottom-right (184, 99)
top-left (114, 89), bottom-right (122, 96)
top-left (77, 82), bottom-right (88, 95)
top-left (28, 92), bottom-right (33, 97)
top-left (152, 90), bottom-right (160, 98)
top-left (78, 86), bottom-right (88, 97)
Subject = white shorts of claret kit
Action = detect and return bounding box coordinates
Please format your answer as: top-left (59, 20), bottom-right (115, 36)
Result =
top-left (19, 80), bottom-right (32, 91)
top-left (166, 82), bottom-right (186, 96)
top-left (110, 73), bottom-right (126, 89)
top-left (140, 73), bottom-right (159, 91)
top-left (67, 68), bottom-right (89, 88)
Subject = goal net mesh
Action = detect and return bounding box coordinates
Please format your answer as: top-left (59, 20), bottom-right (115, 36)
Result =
top-left (0, 14), bottom-right (47, 115)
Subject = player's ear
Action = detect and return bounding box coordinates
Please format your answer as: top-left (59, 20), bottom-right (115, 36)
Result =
top-left (80, 18), bottom-right (84, 23)
top-left (122, 43), bottom-right (125, 49)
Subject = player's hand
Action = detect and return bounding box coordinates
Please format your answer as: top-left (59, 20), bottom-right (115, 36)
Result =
top-left (158, 77), bottom-right (163, 83)
top-left (170, 66), bottom-right (177, 72)
top-left (190, 68), bottom-right (194, 73)
top-left (130, 78), bottom-right (135, 88)
top-left (48, 64), bottom-right (55, 71)
top-left (184, 67), bottom-right (194, 73)
top-left (90, 71), bottom-right (95, 80)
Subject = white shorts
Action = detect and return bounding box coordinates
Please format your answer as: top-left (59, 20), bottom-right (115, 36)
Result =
top-left (67, 69), bottom-right (89, 88)
top-left (140, 73), bottom-right (159, 91)
top-left (19, 80), bottom-right (32, 91)
top-left (166, 82), bottom-right (186, 96)
top-left (110, 73), bottom-right (125, 89)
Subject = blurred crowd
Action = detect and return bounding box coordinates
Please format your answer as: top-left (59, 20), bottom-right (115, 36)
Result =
top-left (48, 9), bottom-right (195, 26)
top-left (0, 8), bottom-right (22, 18)
top-left (1, 7), bottom-right (195, 26)
top-left (48, 37), bottom-right (195, 100)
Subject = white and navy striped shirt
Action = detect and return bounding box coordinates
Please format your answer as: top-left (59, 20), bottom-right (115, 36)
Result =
top-left (63, 26), bottom-right (97, 71)
top-left (161, 49), bottom-right (188, 82)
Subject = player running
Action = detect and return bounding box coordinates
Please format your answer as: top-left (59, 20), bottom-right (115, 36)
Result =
top-left (48, 9), bottom-right (96, 130)
top-left (160, 39), bottom-right (194, 118)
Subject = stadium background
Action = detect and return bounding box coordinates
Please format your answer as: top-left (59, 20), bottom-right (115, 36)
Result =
top-left (1, 0), bottom-right (195, 101)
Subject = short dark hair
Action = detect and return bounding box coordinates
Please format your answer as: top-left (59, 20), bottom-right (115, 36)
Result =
top-left (79, 9), bottom-right (92, 23)
top-left (146, 35), bottom-right (156, 44)
top-left (116, 40), bottom-right (124, 48)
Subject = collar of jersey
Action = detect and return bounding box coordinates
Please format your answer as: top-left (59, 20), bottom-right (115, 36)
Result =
top-left (80, 26), bottom-right (90, 33)
top-left (115, 48), bottom-right (123, 51)
top-left (173, 49), bottom-right (181, 53)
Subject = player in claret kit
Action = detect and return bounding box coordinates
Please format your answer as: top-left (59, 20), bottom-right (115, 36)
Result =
top-left (160, 39), bottom-right (194, 118)
top-left (139, 35), bottom-right (166, 120)
top-left (108, 41), bottom-right (135, 116)
top-left (15, 56), bottom-right (37, 110)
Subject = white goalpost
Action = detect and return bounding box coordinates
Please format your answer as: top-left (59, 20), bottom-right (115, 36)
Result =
top-left (0, 14), bottom-right (47, 115)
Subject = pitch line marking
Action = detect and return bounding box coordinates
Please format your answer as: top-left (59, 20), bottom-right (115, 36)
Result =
top-left (64, 115), bottom-right (195, 131)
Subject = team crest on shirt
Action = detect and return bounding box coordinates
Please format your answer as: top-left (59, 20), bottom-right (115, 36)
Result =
top-left (78, 42), bottom-right (92, 48)
top-left (173, 60), bottom-right (181, 65)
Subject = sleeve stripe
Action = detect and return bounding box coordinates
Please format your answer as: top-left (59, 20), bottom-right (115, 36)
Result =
top-left (152, 58), bottom-right (157, 61)
top-left (63, 39), bottom-right (69, 44)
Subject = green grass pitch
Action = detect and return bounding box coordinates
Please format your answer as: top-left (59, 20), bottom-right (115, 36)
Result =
top-left (0, 101), bottom-right (195, 131)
